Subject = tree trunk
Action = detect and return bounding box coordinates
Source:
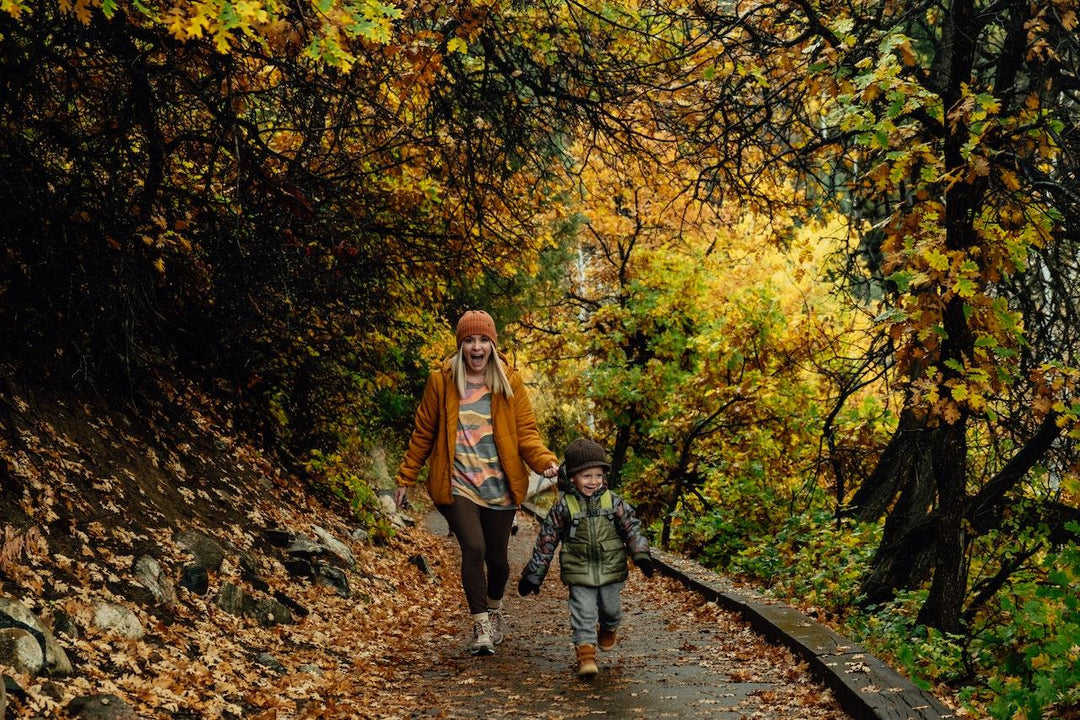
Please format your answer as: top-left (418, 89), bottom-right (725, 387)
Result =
top-left (847, 407), bottom-right (932, 523)
top-left (608, 420), bottom-right (634, 490)
top-left (916, 413), bottom-right (968, 633)
top-left (857, 429), bottom-right (938, 605)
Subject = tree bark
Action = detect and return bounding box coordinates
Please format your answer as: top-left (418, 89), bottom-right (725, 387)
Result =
top-left (847, 407), bottom-right (932, 523)
top-left (608, 420), bottom-right (634, 490)
top-left (916, 412), bottom-right (969, 633)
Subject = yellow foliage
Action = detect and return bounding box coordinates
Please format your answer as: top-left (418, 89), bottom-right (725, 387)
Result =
top-left (1, 0), bottom-right (29, 17)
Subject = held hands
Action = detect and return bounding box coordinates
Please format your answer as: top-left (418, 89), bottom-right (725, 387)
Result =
top-left (541, 462), bottom-right (560, 479)
top-left (636, 557), bottom-right (655, 578)
top-left (518, 576), bottom-right (541, 596)
top-left (393, 486), bottom-right (408, 508)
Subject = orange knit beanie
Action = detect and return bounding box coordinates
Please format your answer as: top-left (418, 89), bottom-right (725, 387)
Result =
top-left (455, 310), bottom-right (498, 346)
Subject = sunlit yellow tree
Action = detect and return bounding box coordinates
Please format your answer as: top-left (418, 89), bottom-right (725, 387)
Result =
top-left (660, 0), bottom-right (1080, 636)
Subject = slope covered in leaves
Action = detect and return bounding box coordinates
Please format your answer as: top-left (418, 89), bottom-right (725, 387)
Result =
top-left (0, 363), bottom-right (460, 718)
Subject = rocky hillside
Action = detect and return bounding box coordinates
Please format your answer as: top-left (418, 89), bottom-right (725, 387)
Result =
top-left (0, 363), bottom-right (456, 719)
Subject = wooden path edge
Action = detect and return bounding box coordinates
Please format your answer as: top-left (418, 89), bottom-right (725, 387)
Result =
top-left (521, 502), bottom-right (957, 720)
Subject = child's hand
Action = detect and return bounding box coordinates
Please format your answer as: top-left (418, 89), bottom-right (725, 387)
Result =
top-left (518, 577), bottom-right (541, 596)
top-left (636, 557), bottom-right (654, 578)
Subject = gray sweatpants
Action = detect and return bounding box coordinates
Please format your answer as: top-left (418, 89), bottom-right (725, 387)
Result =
top-left (568, 582), bottom-right (625, 647)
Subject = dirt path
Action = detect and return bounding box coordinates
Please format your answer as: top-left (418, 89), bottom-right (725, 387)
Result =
top-left (390, 511), bottom-right (850, 719)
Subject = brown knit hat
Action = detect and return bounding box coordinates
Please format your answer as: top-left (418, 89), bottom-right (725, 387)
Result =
top-left (563, 438), bottom-right (610, 478)
top-left (455, 310), bottom-right (498, 346)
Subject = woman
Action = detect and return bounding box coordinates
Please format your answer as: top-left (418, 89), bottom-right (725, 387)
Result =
top-left (394, 310), bottom-right (559, 656)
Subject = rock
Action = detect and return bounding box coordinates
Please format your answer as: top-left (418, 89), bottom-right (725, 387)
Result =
top-left (240, 565), bottom-right (270, 594)
top-left (313, 562), bottom-right (350, 598)
top-left (52, 610), bottom-right (79, 640)
top-left (216, 584), bottom-right (292, 625)
top-left (272, 590), bottom-right (309, 619)
top-left (254, 652), bottom-right (285, 673)
top-left (0, 598), bottom-right (73, 676)
top-left (284, 555), bottom-right (349, 598)
top-left (174, 529), bottom-right (225, 572)
top-left (215, 583), bottom-right (245, 616)
top-left (379, 493), bottom-right (413, 528)
top-left (369, 446), bottom-right (391, 485)
top-left (349, 527), bottom-right (369, 543)
top-left (285, 534), bottom-right (323, 559)
top-left (0, 628), bottom-right (43, 675)
top-left (179, 565), bottom-right (209, 594)
top-left (310, 525), bottom-right (356, 569)
top-left (282, 558), bottom-right (313, 579)
top-left (237, 550), bottom-right (262, 578)
top-left (39, 681), bottom-right (63, 702)
top-left (408, 554), bottom-right (433, 577)
top-left (298, 664), bottom-right (322, 675)
top-left (67, 693), bottom-right (139, 720)
top-left (0, 603), bottom-right (45, 658)
top-left (92, 603), bottom-right (144, 640)
top-left (133, 555), bottom-right (177, 607)
top-left (243, 596), bottom-right (292, 626)
top-left (262, 527), bottom-right (294, 547)
top-left (2, 675), bottom-right (27, 716)
top-left (377, 493), bottom-right (399, 519)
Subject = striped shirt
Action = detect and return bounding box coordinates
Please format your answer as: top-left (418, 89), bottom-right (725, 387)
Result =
top-left (452, 381), bottom-right (513, 509)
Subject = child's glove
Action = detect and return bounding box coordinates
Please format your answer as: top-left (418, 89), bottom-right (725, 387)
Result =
top-left (518, 576), bottom-right (541, 596)
top-left (636, 557), bottom-right (655, 578)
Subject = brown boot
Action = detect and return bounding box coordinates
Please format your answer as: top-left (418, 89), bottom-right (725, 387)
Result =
top-left (575, 644), bottom-right (598, 677)
top-left (598, 626), bottom-right (617, 651)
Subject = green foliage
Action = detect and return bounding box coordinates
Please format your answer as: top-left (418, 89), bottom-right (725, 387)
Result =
top-left (964, 536), bottom-right (1080, 719)
top-left (847, 589), bottom-right (968, 692)
top-left (731, 520), bottom-right (1080, 718)
top-left (725, 510), bottom-right (881, 611)
top-left (665, 479), bottom-right (766, 568)
top-left (306, 447), bottom-right (394, 543)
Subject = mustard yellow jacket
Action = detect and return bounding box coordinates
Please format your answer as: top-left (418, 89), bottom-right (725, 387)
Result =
top-left (395, 356), bottom-right (557, 506)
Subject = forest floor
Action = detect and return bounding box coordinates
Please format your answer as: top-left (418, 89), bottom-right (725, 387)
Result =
top-left (1, 365), bottom-right (845, 718)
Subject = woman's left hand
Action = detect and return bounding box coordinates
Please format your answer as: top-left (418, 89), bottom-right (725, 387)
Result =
top-left (541, 462), bottom-right (559, 478)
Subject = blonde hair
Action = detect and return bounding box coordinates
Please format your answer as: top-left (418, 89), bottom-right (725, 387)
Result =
top-left (452, 344), bottom-right (514, 398)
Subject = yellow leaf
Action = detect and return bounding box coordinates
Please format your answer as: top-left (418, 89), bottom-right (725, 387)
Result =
top-left (1, 0), bottom-right (29, 18)
top-left (899, 40), bottom-right (916, 67)
top-left (215, 29), bottom-right (233, 53)
top-left (447, 37), bottom-right (468, 54)
top-left (924, 248), bottom-right (949, 271)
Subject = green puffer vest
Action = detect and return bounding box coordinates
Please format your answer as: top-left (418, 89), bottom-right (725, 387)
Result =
top-left (558, 490), bottom-right (629, 587)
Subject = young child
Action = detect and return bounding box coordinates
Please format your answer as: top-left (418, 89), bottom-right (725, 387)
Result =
top-left (517, 437), bottom-right (654, 677)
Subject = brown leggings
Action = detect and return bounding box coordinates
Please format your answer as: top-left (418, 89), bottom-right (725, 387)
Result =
top-left (440, 499), bottom-right (516, 615)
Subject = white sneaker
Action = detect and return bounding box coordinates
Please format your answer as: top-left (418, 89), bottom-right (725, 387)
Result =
top-left (470, 618), bottom-right (495, 656)
top-left (488, 608), bottom-right (506, 645)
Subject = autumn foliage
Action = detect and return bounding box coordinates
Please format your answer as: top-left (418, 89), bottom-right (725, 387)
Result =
top-left (3, 0), bottom-right (1080, 716)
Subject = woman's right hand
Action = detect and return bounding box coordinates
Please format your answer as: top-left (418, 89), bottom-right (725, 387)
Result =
top-left (394, 486), bottom-right (408, 508)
